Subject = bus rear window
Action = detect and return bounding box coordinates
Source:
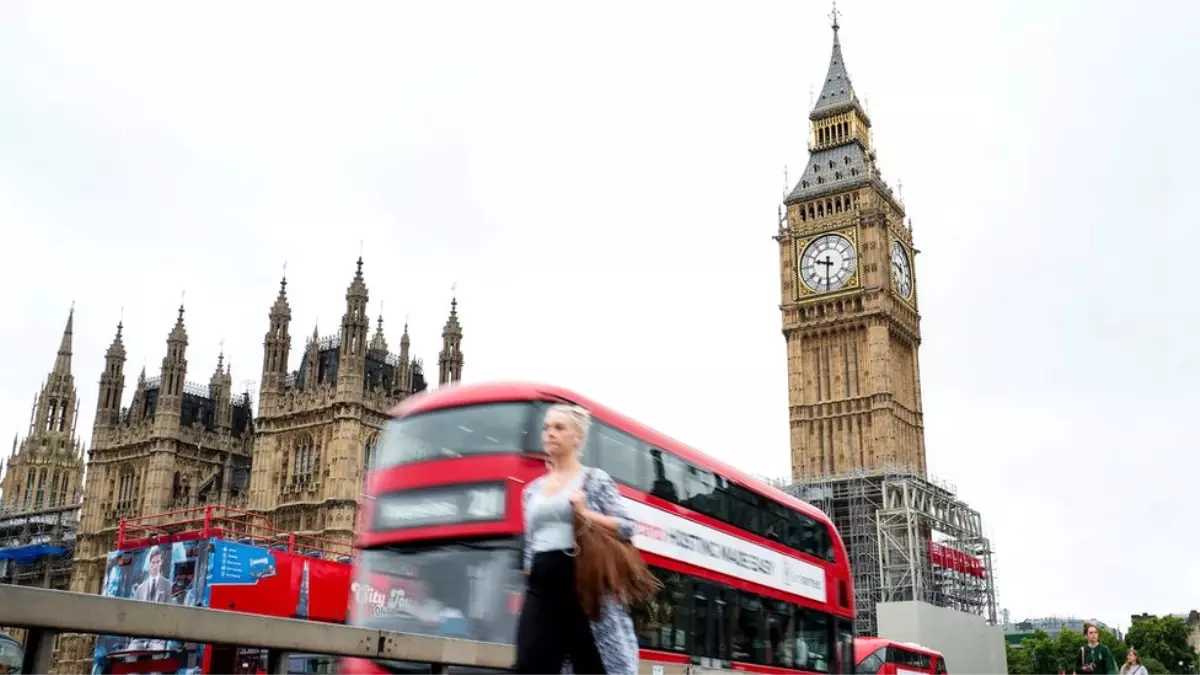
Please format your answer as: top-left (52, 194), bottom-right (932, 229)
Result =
top-left (374, 402), bottom-right (541, 469)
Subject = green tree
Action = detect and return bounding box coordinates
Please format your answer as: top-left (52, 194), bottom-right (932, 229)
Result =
top-left (1140, 656), bottom-right (1169, 675)
top-left (1126, 615), bottom-right (1197, 673)
top-left (1006, 641), bottom-right (1032, 674)
top-left (1006, 626), bottom-right (1127, 674)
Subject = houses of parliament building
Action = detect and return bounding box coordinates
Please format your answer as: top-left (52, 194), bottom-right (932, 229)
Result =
top-left (0, 257), bottom-right (464, 671)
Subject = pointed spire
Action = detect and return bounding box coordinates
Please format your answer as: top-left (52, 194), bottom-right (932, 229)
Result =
top-left (785, 5), bottom-right (881, 207)
top-left (346, 256), bottom-right (368, 300)
top-left (810, 1), bottom-right (863, 119)
top-left (442, 294), bottom-right (461, 338)
top-left (168, 304), bottom-right (188, 344)
top-left (370, 313), bottom-right (388, 352)
top-left (271, 271), bottom-right (291, 319)
top-left (52, 305), bottom-right (75, 376)
top-left (106, 319), bottom-right (126, 360)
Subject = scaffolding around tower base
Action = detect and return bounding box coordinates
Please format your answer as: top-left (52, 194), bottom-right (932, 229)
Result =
top-left (758, 466), bottom-right (998, 636)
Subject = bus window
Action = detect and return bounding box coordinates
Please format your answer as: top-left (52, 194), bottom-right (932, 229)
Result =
top-left (888, 647), bottom-right (931, 672)
top-left (936, 656), bottom-right (949, 674)
top-left (682, 466), bottom-right (727, 521)
top-left (856, 648), bottom-right (885, 674)
top-left (373, 402), bottom-right (540, 468)
top-left (647, 447), bottom-right (686, 503)
top-left (590, 423), bottom-right (651, 493)
top-left (789, 606), bottom-right (830, 672)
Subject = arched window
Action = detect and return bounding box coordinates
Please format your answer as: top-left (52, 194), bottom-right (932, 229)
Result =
top-left (35, 469), bottom-right (47, 508)
top-left (364, 435), bottom-right (378, 476)
top-left (50, 471), bottom-right (60, 507)
top-left (118, 470), bottom-right (136, 511)
top-left (293, 435), bottom-right (315, 483)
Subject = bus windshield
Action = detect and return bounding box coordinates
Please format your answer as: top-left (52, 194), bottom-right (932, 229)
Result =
top-left (351, 539), bottom-right (525, 645)
top-left (373, 402), bottom-right (542, 470)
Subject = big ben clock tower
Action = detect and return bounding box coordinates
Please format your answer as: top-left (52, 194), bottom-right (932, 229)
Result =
top-left (777, 10), bottom-right (926, 481)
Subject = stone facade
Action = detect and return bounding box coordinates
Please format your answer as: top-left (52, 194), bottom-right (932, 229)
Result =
top-left (50, 258), bottom-right (464, 673)
top-left (776, 16), bottom-right (926, 481)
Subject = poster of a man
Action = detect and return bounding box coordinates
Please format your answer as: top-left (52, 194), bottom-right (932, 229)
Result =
top-left (133, 545), bottom-right (171, 603)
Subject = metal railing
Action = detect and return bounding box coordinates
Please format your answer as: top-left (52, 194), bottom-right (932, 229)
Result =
top-left (0, 584), bottom-right (514, 674)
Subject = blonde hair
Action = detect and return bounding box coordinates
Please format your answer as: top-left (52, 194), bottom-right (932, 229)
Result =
top-left (546, 403), bottom-right (592, 452)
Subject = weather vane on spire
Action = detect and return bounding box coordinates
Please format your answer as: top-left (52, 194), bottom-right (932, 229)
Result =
top-left (830, 0), bottom-right (841, 30)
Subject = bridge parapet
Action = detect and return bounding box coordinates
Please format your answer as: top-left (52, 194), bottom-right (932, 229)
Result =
top-left (0, 584), bottom-right (515, 674)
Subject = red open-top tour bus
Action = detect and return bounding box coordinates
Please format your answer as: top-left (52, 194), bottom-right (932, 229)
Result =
top-left (92, 506), bottom-right (352, 674)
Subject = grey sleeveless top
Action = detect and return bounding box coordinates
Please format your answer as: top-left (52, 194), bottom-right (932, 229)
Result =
top-left (525, 470), bottom-right (586, 554)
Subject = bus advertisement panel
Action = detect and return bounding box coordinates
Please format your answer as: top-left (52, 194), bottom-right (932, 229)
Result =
top-left (346, 381), bottom-right (857, 675)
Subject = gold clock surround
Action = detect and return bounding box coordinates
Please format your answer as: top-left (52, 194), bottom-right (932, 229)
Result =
top-left (794, 226), bottom-right (861, 301)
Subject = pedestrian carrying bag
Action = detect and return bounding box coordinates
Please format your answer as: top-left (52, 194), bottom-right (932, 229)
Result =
top-left (573, 469), bottom-right (663, 620)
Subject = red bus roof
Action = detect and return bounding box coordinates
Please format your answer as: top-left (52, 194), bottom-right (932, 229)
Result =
top-left (389, 381), bottom-right (836, 530)
top-left (855, 637), bottom-right (943, 660)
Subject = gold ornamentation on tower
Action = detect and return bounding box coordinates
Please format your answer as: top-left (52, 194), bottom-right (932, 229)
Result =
top-left (776, 14), bottom-right (926, 481)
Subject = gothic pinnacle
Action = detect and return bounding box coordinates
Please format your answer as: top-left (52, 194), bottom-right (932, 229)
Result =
top-left (53, 304), bottom-right (75, 376)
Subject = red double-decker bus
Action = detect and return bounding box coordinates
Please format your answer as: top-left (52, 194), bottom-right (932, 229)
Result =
top-left (345, 381), bottom-right (856, 674)
top-left (853, 638), bottom-right (947, 675)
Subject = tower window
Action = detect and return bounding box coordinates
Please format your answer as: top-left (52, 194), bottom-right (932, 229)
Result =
top-left (293, 436), bottom-right (316, 484)
top-left (844, 156), bottom-right (850, 165)
top-left (802, 180), bottom-right (809, 189)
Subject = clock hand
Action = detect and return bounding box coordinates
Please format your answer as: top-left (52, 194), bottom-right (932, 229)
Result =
top-left (816, 254), bottom-right (835, 289)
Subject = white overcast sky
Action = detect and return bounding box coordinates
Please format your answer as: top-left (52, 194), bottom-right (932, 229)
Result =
top-left (1, 0), bottom-right (1197, 632)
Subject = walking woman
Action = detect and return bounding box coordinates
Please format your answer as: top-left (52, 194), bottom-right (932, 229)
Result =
top-left (1119, 648), bottom-right (1147, 675)
top-left (513, 403), bottom-right (640, 674)
top-left (1074, 622), bottom-right (1119, 674)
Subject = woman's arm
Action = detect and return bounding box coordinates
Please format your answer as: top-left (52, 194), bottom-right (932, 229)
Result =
top-left (575, 469), bottom-right (636, 541)
top-left (521, 483), bottom-right (535, 575)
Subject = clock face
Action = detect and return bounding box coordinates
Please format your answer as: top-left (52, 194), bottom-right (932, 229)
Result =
top-left (890, 240), bottom-right (913, 299)
top-left (799, 234), bottom-right (858, 293)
